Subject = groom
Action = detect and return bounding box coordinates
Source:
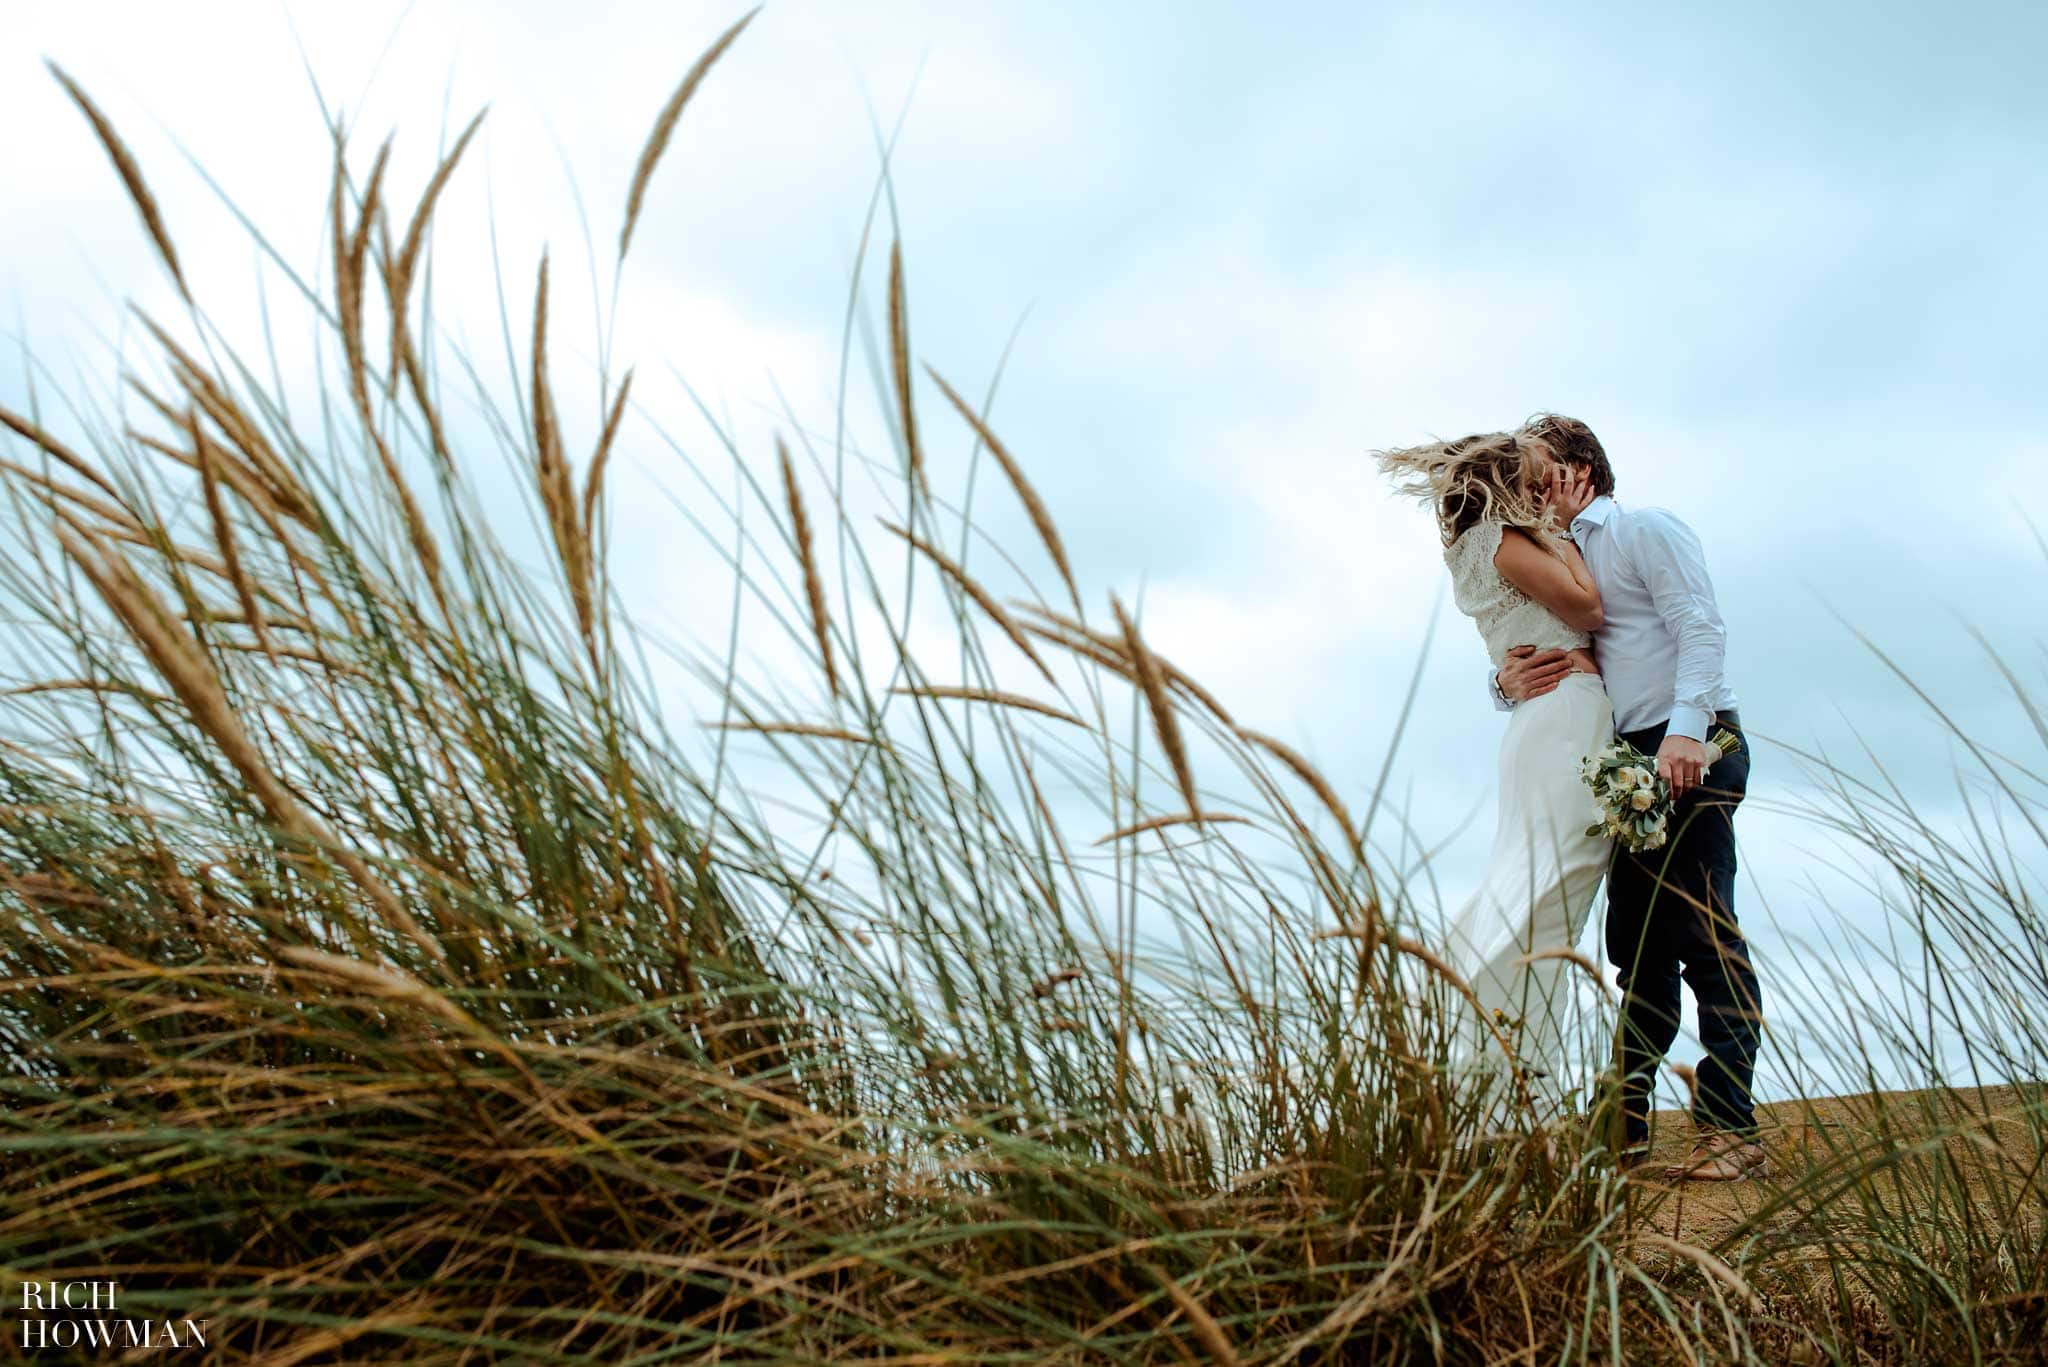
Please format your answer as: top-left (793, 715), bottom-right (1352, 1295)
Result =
top-left (1493, 414), bottom-right (1766, 1181)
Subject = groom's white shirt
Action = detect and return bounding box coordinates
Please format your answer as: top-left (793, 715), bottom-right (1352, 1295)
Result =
top-left (1491, 495), bottom-right (1737, 741)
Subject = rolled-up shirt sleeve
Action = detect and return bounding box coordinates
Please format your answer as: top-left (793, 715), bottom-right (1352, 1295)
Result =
top-left (1627, 509), bottom-right (1727, 742)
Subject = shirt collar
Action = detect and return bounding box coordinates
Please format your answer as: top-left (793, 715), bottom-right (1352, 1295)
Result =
top-left (1572, 495), bottom-right (1618, 534)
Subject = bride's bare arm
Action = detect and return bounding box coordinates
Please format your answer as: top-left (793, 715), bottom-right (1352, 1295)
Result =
top-left (1495, 528), bottom-right (1603, 632)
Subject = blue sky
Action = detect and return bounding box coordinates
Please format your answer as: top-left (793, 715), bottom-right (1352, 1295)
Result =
top-left (5, 1), bottom-right (2043, 1097)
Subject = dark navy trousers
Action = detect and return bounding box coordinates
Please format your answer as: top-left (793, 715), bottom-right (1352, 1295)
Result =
top-left (1605, 711), bottom-right (1762, 1143)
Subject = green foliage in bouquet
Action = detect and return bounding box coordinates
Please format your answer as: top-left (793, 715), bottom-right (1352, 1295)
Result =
top-left (1582, 729), bottom-right (1742, 852)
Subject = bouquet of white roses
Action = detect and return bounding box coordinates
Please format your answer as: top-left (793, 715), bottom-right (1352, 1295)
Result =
top-left (1581, 729), bottom-right (1742, 852)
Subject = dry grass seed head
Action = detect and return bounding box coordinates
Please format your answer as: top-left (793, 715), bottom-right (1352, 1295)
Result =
top-left (890, 685), bottom-right (1080, 727)
top-left (781, 437), bottom-right (839, 699)
top-left (134, 314), bottom-right (315, 526)
top-left (394, 108), bottom-right (486, 304)
top-left (1, 404), bottom-right (135, 512)
top-left (1014, 602), bottom-right (1234, 725)
top-left (188, 407), bottom-right (275, 665)
top-left (124, 421), bottom-right (345, 636)
top-left (1236, 727), bottom-right (1358, 857)
top-left (1095, 811), bottom-right (1250, 845)
top-left (925, 365), bottom-right (1075, 602)
top-left (531, 255), bottom-right (594, 643)
top-left (329, 141), bottom-right (448, 604)
top-left (0, 455), bottom-right (144, 538)
top-left (584, 369), bottom-right (635, 542)
top-left (620, 8), bottom-right (758, 258)
top-left (382, 109), bottom-right (487, 390)
top-left (331, 136), bottom-right (393, 385)
top-left (1017, 611), bottom-right (1132, 680)
top-left (708, 721), bottom-right (876, 746)
top-left (888, 242), bottom-right (926, 494)
top-left (49, 519), bottom-right (443, 969)
top-left (1112, 594), bottom-right (1200, 821)
top-left (46, 62), bottom-right (189, 302)
top-left (881, 520), bottom-right (1056, 685)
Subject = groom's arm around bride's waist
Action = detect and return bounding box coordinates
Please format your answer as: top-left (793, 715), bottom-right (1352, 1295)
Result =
top-left (1491, 645), bottom-right (1576, 708)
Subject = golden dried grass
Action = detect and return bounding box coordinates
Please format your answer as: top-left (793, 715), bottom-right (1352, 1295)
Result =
top-left (531, 255), bottom-right (594, 645)
top-left (584, 369), bottom-right (635, 544)
top-left (49, 518), bottom-right (443, 970)
top-left (925, 365), bottom-right (1077, 606)
top-left (0, 453), bottom-right (142, 535)
top-left (1630, 1230), bottom-right (1762, 1313)
top-left (1, 404), bottom-right (133, 511)
top-left (332, 136), bottom-right (391, 386)
top-left (45, 62), bottom-right (189, 302)
top-left (383, 107), bottom-right (486, 397)
top-left (1015, 602), bottom-right (1235, 725)
top-left (1148, 1265), bottom-right (1243, 1367)
top-left (881, 519), bottom-right (1056, 685)
top-left (1514, 946), bottom-right (1618, 1005)
top-left (1095, 811), bottom-right (1250, 845)
top-left (323, 141), bottom-right (451, 609)
top-left (888, 242), bottom-right (926, 493)
top-left (124, 421), bottom-right (342, 627)
top-left (1236, 726), bottom-right (1358, 855)
top-left (393, 110), bottom-right (486, 307)
top-left (134, 314), bottom-right (315, 526)
top-left (782, 437), bottom-right (839, 698)
top-left (619, 7), bottom-right (758, 259)
top-left (1114, 595), bottom-right (1201, 822)
top-left (707, 720), bottom-right (876, 746)
top-left (890, 684), bottom-right (1081, 727)
top-left (188, 407), bottom-right (275, 664)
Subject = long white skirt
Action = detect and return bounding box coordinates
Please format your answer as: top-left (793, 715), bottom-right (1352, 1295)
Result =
top-left (1443, 671), bottom-right (1613, 1108)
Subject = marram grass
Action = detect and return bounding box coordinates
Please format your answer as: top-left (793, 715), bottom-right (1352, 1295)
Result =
top-left (2, 21), bottom-right (2045, 1365)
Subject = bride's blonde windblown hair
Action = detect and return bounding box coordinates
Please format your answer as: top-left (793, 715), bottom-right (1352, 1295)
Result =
top-left (1373, 431), bottom-right (1560, 549)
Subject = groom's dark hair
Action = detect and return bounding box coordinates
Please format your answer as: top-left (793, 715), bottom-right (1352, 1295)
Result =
top-left (1521, 414), bottom-right (1614, 497)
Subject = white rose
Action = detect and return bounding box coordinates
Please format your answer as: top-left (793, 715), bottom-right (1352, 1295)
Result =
top-left (1614, 766), bottom-right (1639, 788)
top-left (1636, 769), bottom-right (1657, 789)
top-left (1630, 788), bottom-right (1656, 811)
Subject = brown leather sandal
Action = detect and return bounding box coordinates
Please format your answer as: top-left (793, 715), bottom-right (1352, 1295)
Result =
top-left (1663, 1131), bottom-right (1769, 1182)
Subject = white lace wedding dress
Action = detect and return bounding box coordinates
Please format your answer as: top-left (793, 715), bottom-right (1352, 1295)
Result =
top-left (1441, 519), bottom-right (1613, 1109)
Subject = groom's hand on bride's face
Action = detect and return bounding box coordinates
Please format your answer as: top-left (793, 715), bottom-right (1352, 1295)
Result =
top-left (1498, 645), bottom-right (1571, 702)
top-left (1657, 736), bottom-right (1710, 799)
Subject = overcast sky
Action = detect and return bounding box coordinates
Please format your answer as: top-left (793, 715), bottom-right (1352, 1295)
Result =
top-left (6, 1), bottom-right (2043, 1098)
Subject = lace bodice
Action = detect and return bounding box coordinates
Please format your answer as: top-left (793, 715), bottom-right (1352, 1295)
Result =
top-left (1444, 520), bottom-right (1590, 668)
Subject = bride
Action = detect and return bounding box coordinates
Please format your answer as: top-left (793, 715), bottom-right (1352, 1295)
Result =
top-left (1376, 430), bottom-right (1610, 1109)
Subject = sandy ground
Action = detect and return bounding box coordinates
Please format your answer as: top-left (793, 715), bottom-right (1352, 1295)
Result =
top-left (1623, 1083), bottom-right (2045, 1250)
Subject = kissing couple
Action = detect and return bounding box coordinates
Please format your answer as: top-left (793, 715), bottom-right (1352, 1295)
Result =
top-left (1377, 415), bottom-right (1766, 1183)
